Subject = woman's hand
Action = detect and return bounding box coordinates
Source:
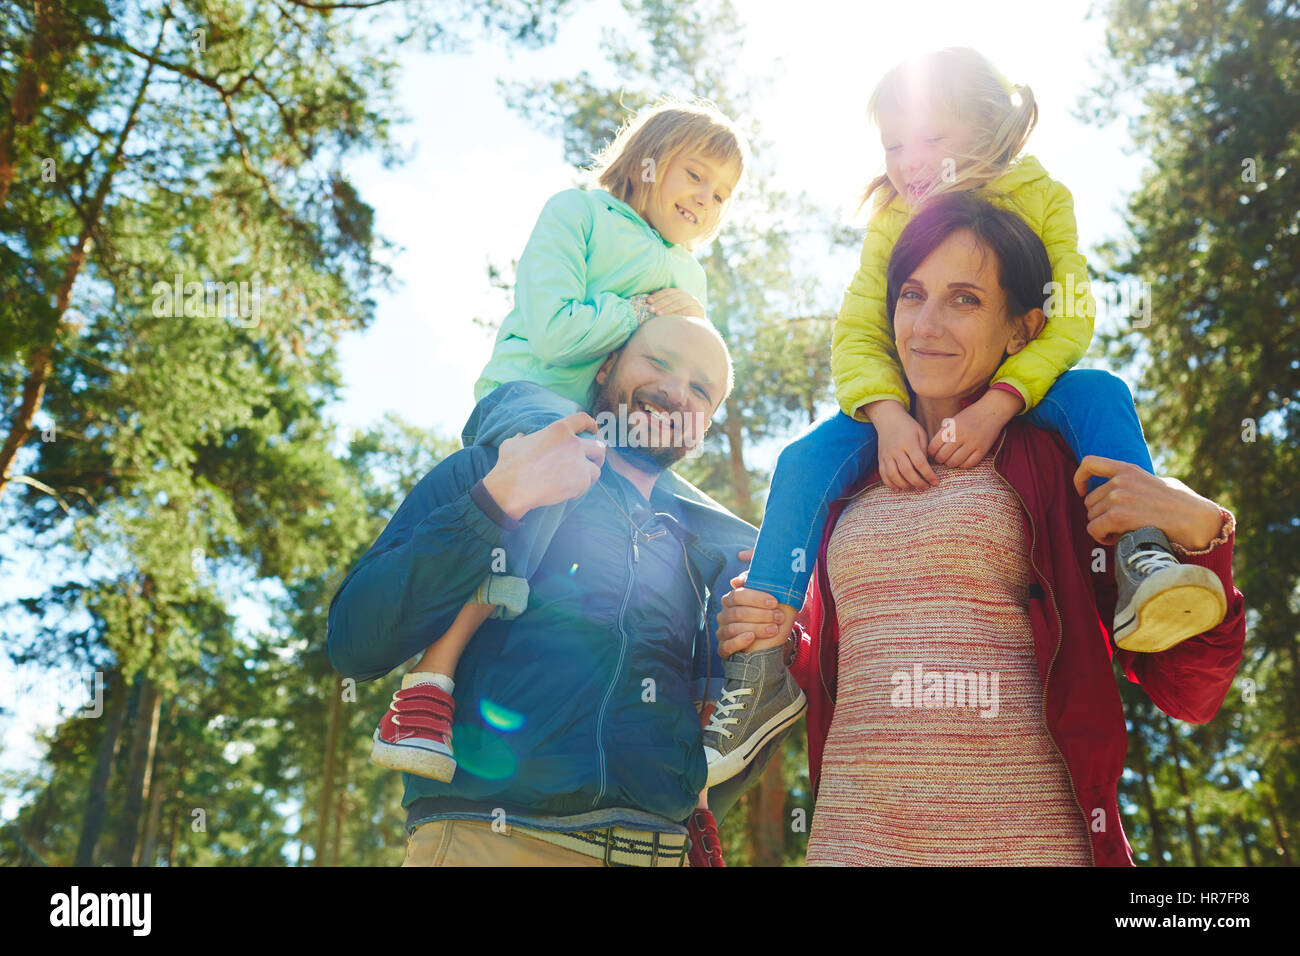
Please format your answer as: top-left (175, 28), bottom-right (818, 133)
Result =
top-left (646, 288), bottom-right (706, 319)
top-left (1073, 456), bottom-right (1225, 549)
top-left (869, 399), bottom-right (939, 491)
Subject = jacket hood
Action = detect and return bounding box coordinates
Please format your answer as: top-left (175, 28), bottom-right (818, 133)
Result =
top-left (878, 154), bottom-right (1051, 218)
top-left (987, 154), bottom-right (1050, 193)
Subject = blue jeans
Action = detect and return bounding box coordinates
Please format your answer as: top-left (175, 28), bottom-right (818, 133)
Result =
top-left (745, 369), bottom-right (1155, 608)
top-left (464, 381), bottom-right (757, 700)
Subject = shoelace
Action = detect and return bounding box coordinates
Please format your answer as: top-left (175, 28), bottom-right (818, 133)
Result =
top-left (703, 685), bottom-right (752, 739)
top-left (1128, 547), bottom-right (1179, 577)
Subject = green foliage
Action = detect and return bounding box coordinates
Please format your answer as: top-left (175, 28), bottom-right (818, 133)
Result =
top-left (1, 0), bottom-right (571, 867)
top-left (1088, 0), bottom-right (1299, 865)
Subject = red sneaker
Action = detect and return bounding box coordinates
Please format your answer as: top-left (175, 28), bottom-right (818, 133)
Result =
top-left (687, 809), bottom-right (726, 867)
top-left (369, 679), bottom-right (456, 781)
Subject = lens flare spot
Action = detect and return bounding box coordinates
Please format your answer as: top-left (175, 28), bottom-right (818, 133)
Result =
top-left (479, 698), bottom-right (525, 732)
top-left (569, 563), bottom-right (579, 576)
top-left (451, 724), bottom-right (518, 781)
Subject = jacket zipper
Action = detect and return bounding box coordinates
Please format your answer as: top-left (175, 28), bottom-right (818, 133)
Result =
top-left (593, 518), bottom-right (636, 807)
top-left (989, 430), bottom-right (1097, 866)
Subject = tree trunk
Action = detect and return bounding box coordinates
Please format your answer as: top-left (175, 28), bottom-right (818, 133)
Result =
top-left (136, 731), bottom-right (168, 867)
top-left (745, 751), bottom-right (786, 866)
top-left (1236, 817), bottom-right (1254, 866)
top-left (1129, 710), bottom-right (1167, 865)
top-left (75, 669), bottom-right (128, 866)
top-left (166, 807), bottom-right (179, 867)
top-left (722, 398), bottom-right (753, 523)
top-left (1164, 716), bottom-right (1203, 866)
top-left (331, 744), bottom-right (350, 866)
top-left (1287, 639), bottom-right (1300, 729)
top-left (111, 676), bottom-right (161, 866)
top-left (0, 2), bottom-right (69, 205)
top-left (1262, 790), bottom-right (1293, 865)
top-left (315, 676), bottom-right (343, 865)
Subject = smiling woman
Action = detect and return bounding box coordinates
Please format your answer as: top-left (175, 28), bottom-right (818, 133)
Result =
top-left (883, 193), bottom-right (1052, 437)
top-left (715, 193), bottom-right (1246, 867)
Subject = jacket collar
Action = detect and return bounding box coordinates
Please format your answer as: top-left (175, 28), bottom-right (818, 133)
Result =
top-left (590, 188), bottom-right (678, 249)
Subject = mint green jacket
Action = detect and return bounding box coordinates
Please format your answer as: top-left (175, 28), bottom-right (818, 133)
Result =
top-left (475, 188), bottom-right (709, 406)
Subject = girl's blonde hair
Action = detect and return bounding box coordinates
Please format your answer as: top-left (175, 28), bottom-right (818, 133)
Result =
top-left (588, 97), bottom-right (750, 251)
top-left (856, 47), bottom-right (1038, 219)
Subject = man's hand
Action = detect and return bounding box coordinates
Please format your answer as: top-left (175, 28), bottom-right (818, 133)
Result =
top-left (481, 412), bottom-right (606, 522)
top-left (1073, 455), bottom-right (1225, 550)
top-left (927, 388), bottom-right (1021, 469)
top-left (646, 288), bottom-right (706, 319)
top-left (868, 399), bottom-right (938, 491)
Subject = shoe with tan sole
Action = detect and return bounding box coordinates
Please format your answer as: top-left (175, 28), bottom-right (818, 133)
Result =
top-left (370, 673), bottom-right (456, 781)
top-left (1113, 526), bottom-right (1226, 653)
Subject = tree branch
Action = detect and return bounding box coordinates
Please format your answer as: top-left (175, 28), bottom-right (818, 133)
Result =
top-left (283, 0), bottom-right (393, 9)
top-left (9, 474), bottom-right (72, 514)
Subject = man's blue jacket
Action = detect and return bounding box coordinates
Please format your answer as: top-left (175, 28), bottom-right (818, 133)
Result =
top-left (326, 444), bottom-right (756, 825)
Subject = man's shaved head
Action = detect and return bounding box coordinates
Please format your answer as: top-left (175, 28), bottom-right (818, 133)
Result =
top-left (622, 313), bottom-right (733, 408)
top-left (592, 313), bottom-right (733, 469)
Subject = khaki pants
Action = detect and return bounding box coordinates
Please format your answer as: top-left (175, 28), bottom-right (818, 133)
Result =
top-left (401, 818), bottom-right (690, 867)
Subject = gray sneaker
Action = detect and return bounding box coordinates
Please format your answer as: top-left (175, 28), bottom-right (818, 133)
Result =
top-left (703, 645), bottom-right (806, 788)
top-left (1113, 526), bottom-right (1226, 653)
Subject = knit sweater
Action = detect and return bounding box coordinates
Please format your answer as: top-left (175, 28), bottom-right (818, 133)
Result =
top-left (805, 457), bottom-right (1091, 865)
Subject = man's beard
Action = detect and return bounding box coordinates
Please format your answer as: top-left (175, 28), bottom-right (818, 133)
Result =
top-left (591, 380), bottom-right (688, 472)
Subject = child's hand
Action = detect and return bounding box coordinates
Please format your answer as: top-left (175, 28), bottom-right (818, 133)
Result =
top-left (868, 399), bottom-right (938, 491)
top-left (628, 292), bottom-right (655, 324)
top-left (927, 389), bottom-right (1022, 469)
top-left (647, 288), bottom-right (706, 319)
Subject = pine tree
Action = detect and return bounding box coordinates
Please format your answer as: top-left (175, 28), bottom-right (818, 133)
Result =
top-left (1087, 0), bottom-right (1299, 865)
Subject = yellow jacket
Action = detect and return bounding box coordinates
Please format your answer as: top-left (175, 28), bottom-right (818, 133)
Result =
top-left (833, 155), bottom-right (1095, 419)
